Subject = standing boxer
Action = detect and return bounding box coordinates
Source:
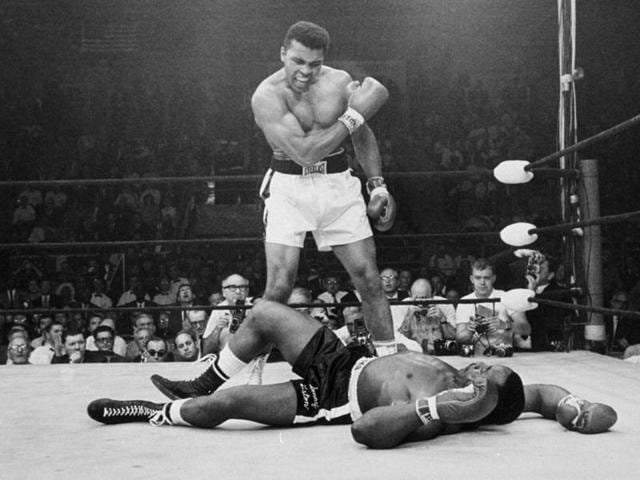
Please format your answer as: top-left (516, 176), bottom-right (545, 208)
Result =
top-left (150, 21), bottom-right (398, 397)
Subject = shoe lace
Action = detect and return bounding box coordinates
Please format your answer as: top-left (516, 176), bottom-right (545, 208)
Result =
top-left (149, 404), bottom-right (172, 427)
top-left (103, 403), bottom-right (159, 420)
top-left (195, 353), bottom-right (217, 366)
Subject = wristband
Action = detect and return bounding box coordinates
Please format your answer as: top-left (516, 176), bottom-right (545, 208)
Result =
top-left (338, 107), bottom-right (365, 135)
top-left (415, 396), bottom-right (440, 424)
top-left (372, 340), bottom-right (397, 357)
top-left (366, 176), bottom-right (387, 195)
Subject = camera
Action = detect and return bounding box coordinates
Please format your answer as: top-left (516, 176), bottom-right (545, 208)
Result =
top-left (353, 318), bottom-right (371, 347)
top-left (229, 300), bottom-right (246, 333)
top-left (473, 315), bottom-right (490, 335)
top-left (433, 339), bottom-right (458, 356)
top-left (460, 343), bottom-right (475, 357)
top-left (487, 344), bottom-right (514, 357)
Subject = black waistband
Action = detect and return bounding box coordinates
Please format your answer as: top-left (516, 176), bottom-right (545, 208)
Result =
top-left (270, 150), bottom-right (349, 175)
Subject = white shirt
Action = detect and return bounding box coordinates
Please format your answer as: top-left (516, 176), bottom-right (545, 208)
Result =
top-left (455, 289), bottom-right (513, 326)
top-left (203, 298), bottom-right (253, 338)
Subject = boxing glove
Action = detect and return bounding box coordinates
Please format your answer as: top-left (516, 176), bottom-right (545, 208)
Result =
top-left (366, 176), bottom-right (397, 232)
top-left (416, 376), bottom-right (498, 425)
top-left (343, 77), bottom-right (389, 124)
top-left (555, 394), bottom-right (617, 434)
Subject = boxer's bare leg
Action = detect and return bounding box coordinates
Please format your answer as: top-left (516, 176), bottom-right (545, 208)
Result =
top-left (333, 238), bottom-right (394, 342)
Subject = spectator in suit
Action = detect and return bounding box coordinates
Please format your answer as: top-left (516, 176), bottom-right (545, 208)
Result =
top-left (91, 325), bottom-right (125, 362)
top-left (31, 278), bottom-right (61, 311)
top-left (315, 275), bottom-right (349, 326)
top-left (607, 291), bottom-right (640, 354)
top-left (89, 278), bottom-right (113, 310)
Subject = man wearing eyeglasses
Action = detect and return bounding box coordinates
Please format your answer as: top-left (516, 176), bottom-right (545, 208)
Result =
top-left (92, 325), bottom-right (124, 363)
top-left (201, 274), bottom-right (252, 356)
top-left (6, 335), bottom-right (31, 365)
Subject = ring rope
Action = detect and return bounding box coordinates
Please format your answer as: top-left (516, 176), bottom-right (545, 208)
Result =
top-left (528, 210), bottom-right (640, 236)
top-left (530, 297), bottom-right (640, 320)
top-left (525, 112), bottom-right (640, 171)
top-left (0, 231), bottom-right (502, 251)
top-left (0, 168), bottom-right (578, 189)
top-left (0, 297), bottom-right (502, 316)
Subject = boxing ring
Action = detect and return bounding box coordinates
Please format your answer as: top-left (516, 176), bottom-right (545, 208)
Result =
top-left (0, 352), bottom-right (638, 479)
top-left (3, 0), bottom-right (640, 478)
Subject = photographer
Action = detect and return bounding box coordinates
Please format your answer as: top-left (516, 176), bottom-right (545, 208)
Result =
top-left (455, 259), bottom-right (531, 357)
top-left (398, 278), bottom-right (456, 354)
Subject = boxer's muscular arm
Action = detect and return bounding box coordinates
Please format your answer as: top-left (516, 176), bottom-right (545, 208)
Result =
top-left (351, 404), bottom-right (443, 449)
top-left (523, 384), bottom-right (571, 418)
top-left (251, 88), bottom-right (350, 168)
top-left (351, 123), bottom-right (383, 178)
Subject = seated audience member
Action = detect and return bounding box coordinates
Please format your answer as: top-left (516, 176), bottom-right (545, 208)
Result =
top-left (380, 268), bottom-right (409, 302)
top-left (31, 279), bottom-right (61, 310)
top-left (5, 334), bottom-right (32, 365)
top-left (445, 287), bottom-right (461, 306)
top-left (156, 310), bottom-right (173, 344)
top-left (117, 275), bottom-right (149, 306)
top-left (1, 326), bottom-right (30, 364)
top-left (184, 309), bottom-right (208, 348)
top-left (86, 317), bottom-right (127, 357)
top-left (288, 286), bottom-right (330, 326)
top-left (201, 274), bottom-right (252, 356)
top-left (456, 258), bottom-right (531, 357)
top-left (173, 329), bottom-right (201, 362)
top-left (608, 290), bottom-right (640, 354)
top-left (333, 305), bottom-right (364, 345)
top-left (168, 283), bottom-right (199, 337)
top-left (50, 329), bottom-right (86, 364)
top-left (125, 327), bottom-right (152, 362)
top-left (398, 278), bottom-right (456, 354)
top-left (153, 278), bottom-right (175, 306)
top-left (91, 325), bottom-right (125, 362)
top-left (315, 275), bottom-right (349, 325)
top-left (89, 278), bottom-right (113, 309)
top-left (208, 291), bottom-right (224, 306)
top-left (30, 314), bottom-right (54, 348)
top-left (29, 321), bottom-right (65, 364)
top-left (135, 337), bottom-right (170, 363)
top-left (397, 269), bottom-right (413, 295)
top-left (84, 312), bottom-right (104, 340)
top-left (518, 250), bottom-right (572, 351)
top-left (119, 281), bottom-right (157, 330)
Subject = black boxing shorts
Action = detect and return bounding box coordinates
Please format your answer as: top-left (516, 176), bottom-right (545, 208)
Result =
top-left (290, 326), bottom-right (373, 425)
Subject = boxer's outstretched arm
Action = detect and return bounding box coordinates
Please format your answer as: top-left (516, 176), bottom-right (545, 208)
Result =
top-left (523, 384), bottom-right (572, 418)
top-left (252, 89), bottom-right (350, 167)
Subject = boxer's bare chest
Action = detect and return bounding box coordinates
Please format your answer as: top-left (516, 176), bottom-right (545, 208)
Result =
top-left (283, 83), bottom-right (344, 133)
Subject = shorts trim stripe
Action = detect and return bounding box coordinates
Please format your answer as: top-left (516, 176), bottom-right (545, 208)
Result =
top-left (293, 403), bottom-right (352, 424)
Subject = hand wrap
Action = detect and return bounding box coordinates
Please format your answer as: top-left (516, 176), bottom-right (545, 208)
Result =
top-left (338, 107), bottom-right (365, 135)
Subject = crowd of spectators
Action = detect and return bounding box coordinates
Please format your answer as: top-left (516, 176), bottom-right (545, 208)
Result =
top-left (2, 29), bottom-right (640, 366)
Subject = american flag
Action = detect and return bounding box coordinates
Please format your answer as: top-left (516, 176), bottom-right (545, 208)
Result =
top-left (80, 21), bottom-right (142, 53)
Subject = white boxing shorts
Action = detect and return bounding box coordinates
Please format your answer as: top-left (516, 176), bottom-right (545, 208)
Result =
top-left (260, 167), bottom-right (372, 252)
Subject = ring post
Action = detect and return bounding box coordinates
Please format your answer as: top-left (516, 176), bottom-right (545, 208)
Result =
top-left (580, 159), bottom-right (606, 351)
